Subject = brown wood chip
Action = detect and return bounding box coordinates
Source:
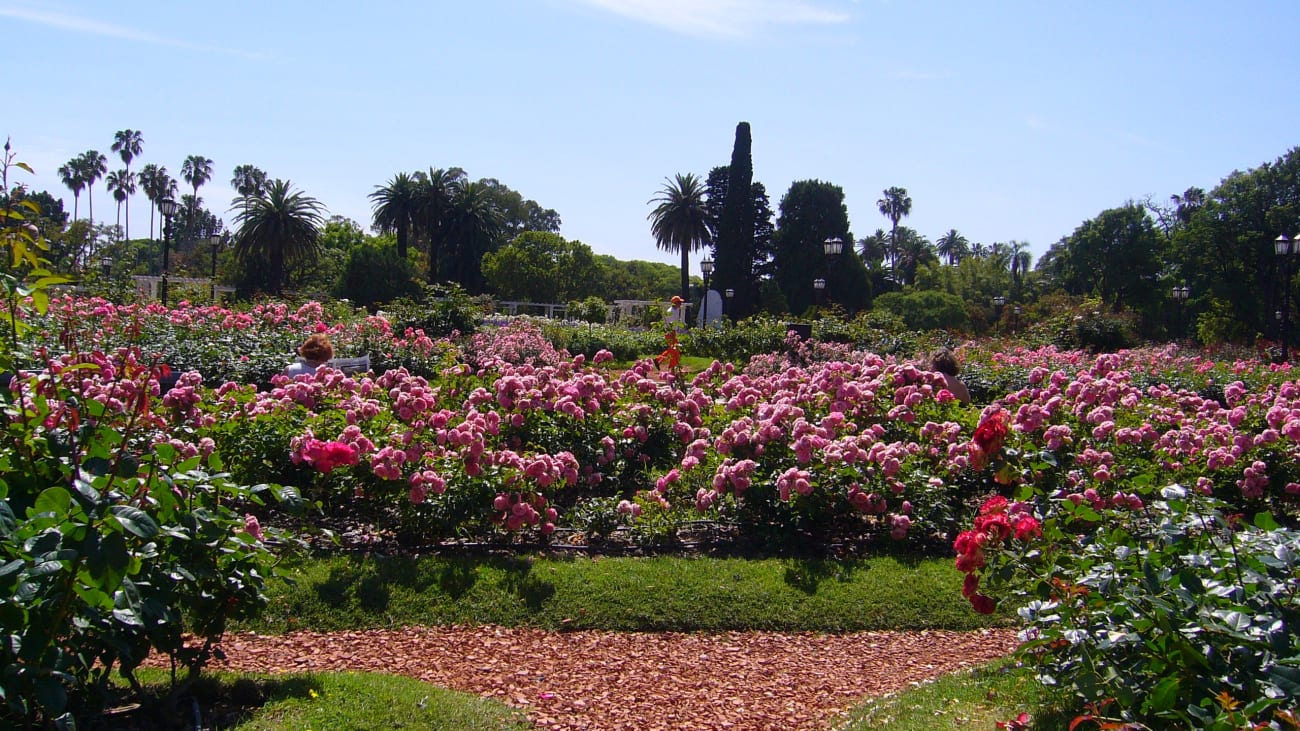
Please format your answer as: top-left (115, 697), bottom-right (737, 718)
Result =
top-left (185, 626), bottom-right (1017, 730)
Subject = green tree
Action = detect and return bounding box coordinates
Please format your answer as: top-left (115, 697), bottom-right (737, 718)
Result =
top-left (773, 179), bottom-right (868, 314)
top-left (181, 154), bottom-right (214, 236)
top-left (58, 159), bottom-right (84, 221)
top-left (936, 228), bottom-right (969, 265)
top-left (105, 169), bottom-right (135, 236)
top-left (648, 172), bottom-right (712, 302)
top-left (893, 226), bottom-right (936, 287)
top-left (77, 149), bottom-right (107, 229)
top-left (478, 177), bottom-right (561, 240)
top-left (137, 163), bottom-right (164, 240)
top-left (592, 256), bottom-right (682, 300)
top-left (442, 180), bottom-right (502, 292)
top-left (230, 164), bottom-right (269, 216)
top-left (337, 240), bottom-right (421, 309)
top-left (482, 231), bottom-right (598, 302)
top-left (714, 122), bottom-right (756, 317)
top-left (1059, 203), bottom-right (1163, 315)
top-left (111, 129), bottom-right (143, 240)
top-left (877, 186), bottom-right (912, 283)
top-left (231, 179), bottom-right (324, 295)
top-left (417, 167), bottom-right (467, 282)
top-left (369, 171), bottom-right (421, 259)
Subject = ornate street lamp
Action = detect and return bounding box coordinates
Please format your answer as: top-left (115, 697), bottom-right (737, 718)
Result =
top-left (823, 237), bottom-right (844, 257)
top-left (158, 198), bottom-right (179, 306)
top-left (208, 233), bottom-right (226, 302)
top-left (1276, 234), bottom-right (1298, 362)
top-left (700, 258), bottom-right (714, 327)
top-left (993, 295), bottom-right (1007, 335)
top-left (1172, 284), bottom-right (1190, 340)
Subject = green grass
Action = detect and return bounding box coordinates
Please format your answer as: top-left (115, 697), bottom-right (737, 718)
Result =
top-left (246, 553), bottom-right (1011, 634)
top-left (836, 660), bottom-right (1072, 730)
top-left (128, 668), bottom-right (530, 730)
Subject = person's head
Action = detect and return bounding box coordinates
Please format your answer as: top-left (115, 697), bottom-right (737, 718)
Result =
top-left (298, 333), bottom-right (334, 364)
top-left (929, 347), bottom-right (960, 377)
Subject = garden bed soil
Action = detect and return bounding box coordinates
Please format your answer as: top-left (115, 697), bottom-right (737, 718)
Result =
top-left (196, 625), bottom-right (1018, 730)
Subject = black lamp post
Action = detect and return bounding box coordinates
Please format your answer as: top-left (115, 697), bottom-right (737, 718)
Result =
top-left (724, 288), bottom-right (734, 317)
top-left (993, 295), bottom-right (1007, 335)
top-left (1172, 284), bottom-right (1189, 340)
top-left (1276, 234), bottom-right (1298, 362)
top-left (1013, 305), bottom-right (1022, 333)
top-left (208, 233), bottom-right (225, 302)
top-left (158, 197), bottom-right (178, 306)
top-left (822, 237), bottom-right (843, 305)
top-left (813, 277), bottom-right (826, 308)
top-left (700, 258), bottom-right (714, 328)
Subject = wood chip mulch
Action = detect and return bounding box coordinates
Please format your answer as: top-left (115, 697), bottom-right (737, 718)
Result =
top-left (204, 626), bottom-right (1019, 730)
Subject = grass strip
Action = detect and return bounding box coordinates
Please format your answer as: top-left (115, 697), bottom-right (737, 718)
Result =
top-left (125, 668), bottom-right (530, 731)
top-left (247, 553), bottom-right (1010, 634)
top-left (836, 660), bottom-right (1072, 730)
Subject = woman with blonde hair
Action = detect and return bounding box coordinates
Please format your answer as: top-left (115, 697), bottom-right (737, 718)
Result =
top-left (285, 333), bottom-right (334, 377)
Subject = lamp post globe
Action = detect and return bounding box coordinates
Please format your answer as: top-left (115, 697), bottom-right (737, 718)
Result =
top-left (157, 198), bottom-right (179, 306)
top-left (700, 258), bottom-right (714, 328)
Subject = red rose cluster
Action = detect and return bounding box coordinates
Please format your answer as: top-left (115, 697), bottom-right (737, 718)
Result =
top-left (969, 407), bottom-right (1010, 470)
top-left (953, 495), bottom-right (1041, 614)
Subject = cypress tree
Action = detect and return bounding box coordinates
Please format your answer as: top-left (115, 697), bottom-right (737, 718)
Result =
top-left (716, 122), bottom-right (755, 318)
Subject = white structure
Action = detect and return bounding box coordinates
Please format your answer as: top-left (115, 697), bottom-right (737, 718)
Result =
top-left (696, 289), bottom-right (723, 328)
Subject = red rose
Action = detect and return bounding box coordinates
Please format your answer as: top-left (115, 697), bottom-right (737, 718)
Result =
top-left (969, 593), bottom-right (997, 614)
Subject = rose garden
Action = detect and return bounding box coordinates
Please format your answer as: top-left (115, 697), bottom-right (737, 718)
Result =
top-left (4, 139), bottom-right (1300, 730)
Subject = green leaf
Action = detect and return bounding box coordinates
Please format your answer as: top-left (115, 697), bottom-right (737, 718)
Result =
top-left (1253, 511), bottom-right (1281, 531)
top-left (109, 505), bottom-right (159, 539)
top-left (1145, 675), bottom-right (1180, 713)
top-left (33, 676), bottom-right (67, 714)
top-left (33, 486), bottom-right (72, 517)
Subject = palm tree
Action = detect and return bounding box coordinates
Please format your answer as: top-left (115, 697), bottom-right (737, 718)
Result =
top-left (648, 173), bottom-right (712, 302)
top-left (442, 180), bottom-right (503, 292)
top-left (417, 167), bottom-right (467, 282)
top-left (58, 160), bottom-right (85, 221)
top-left (369, 171), bottom-right (420, 259)
top-left (877, 186), bottom-right (912, 282)
top-left (137, 163), bottom-right (163, 239)
top-left (105, 169), bottom-right (135, 235)
top-left (230, 164), bottom-right (268, 213)
top-left (111, 129), bottom-right (143, 240)
top-left (1007, 240), bottom-right (1033, 294)
top-left (78, 150), bottom-right (107, 229)
top-left (181, 154), bottom-right (214, 234)
top-left (970, 241), bottom-right (989, 259)
top-left (232, 179), bottom-right (325, 295)
top-left (936, 229), bottom-right (969, 266)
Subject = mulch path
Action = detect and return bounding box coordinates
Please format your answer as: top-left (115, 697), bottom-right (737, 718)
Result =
top-left (205, 626), bottom-right (1019, 730)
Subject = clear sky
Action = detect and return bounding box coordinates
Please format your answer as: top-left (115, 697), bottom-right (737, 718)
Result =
top-left (5, 0), bottom-right (1300, 270)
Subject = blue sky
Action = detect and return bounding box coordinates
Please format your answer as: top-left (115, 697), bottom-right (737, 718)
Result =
top-left (5, 0), bottom-right (1299, 269)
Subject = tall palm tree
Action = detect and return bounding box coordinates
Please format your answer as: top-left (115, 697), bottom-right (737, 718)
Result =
top-left (417, 167), bottom-right (467, 282)
top-left (936, 229), bottom-right (970, 266)
top-left (232, 179), bottom-right (325, 295)
top-left (181, 154), bottom-right (214, 235)
top-left (648, 173), bottom-right (712, 302)
top-left (111, 129), bottom-right (143, 240)
top-left (442, 180), bottom-right (502, 292)
top-left (230, 164), bottom-right (268, 213)
top-left (369, 171), bottom-right (420, 259)
top-left (877, 186), bottom-right (912, 282)
top-left (1007, 240), bottom-right (1032, 293)
top-left (58, 160), bottom-right (85, 221)
top-left (137, 163), bottom-right (162, 239)
top-left (78, 150), bottom-right (107, 229)
top-left (970, 241), bottom-right (989, 259)
top-left (105, 169), bottom-right (135, 235)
